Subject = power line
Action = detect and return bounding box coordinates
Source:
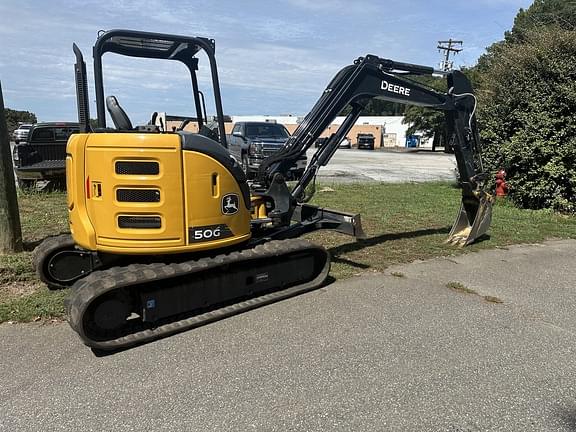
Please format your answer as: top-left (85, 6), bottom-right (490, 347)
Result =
top-left (437, 39), bottom-right (463, 71)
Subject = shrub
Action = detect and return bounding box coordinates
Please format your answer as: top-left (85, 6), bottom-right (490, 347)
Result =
top-left (477, 29), bottom-right (576, 213)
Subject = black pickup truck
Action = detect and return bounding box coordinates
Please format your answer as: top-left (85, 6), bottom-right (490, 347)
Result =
top-left (357, 133), bottom-right (375, 150)
top-left (228, 121), bottom-right (307, 180)
top-left (12, 122), bottom-right (79, 188)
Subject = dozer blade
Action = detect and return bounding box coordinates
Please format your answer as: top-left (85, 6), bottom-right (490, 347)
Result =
top-left (447, 191), bottom-right (494, 246)
top-left (292, 204), bottom-right (367, 239)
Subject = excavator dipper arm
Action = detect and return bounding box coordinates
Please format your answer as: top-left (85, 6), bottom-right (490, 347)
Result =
top-left (254, 55), bottom-right (493, 246)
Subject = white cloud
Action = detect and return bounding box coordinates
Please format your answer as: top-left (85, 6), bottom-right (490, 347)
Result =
top-left (282, 0), bottom-right (380, 14)
top-left (0, 0), bottom-right (530, 120)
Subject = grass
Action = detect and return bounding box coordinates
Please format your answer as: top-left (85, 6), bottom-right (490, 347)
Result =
top-left (0, 189), bottom-right (68, 288)
top-left (484, 295), bottom-right (504, 304)
top-left (446, 281), bottom-right (477, 295)
top-left (0, 288), bottom-right (68, 322)
top-left (1, 182), bottom-right (575, 322)
top-left (307, 182), bottom-right (576, 279)
top-left (17, 188), bottom-right (69, 244)
top-left (445, 281), bottom-right (505, 304)
top-left (0, 189), bottom-right (69, 322)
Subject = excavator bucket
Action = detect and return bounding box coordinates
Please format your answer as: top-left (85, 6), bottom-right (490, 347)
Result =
top-left (447, 191), bottom-right (494, 246)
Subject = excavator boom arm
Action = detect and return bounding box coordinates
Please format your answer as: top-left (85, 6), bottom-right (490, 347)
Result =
top-left (255, 54), bottom-right (493, 246)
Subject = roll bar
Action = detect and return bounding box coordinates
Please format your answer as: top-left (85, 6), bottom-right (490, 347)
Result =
top-left (74, 29), bottom-right (228, 147)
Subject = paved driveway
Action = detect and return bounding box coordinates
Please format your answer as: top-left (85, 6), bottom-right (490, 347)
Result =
top-left (308, 148), bottom-right (456, 183)
top-left (1, 240), bottom-right (575, 431)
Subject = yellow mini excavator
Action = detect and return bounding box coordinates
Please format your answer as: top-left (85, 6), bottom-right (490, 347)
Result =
top-left (34, 30), bottom-right (493, 351)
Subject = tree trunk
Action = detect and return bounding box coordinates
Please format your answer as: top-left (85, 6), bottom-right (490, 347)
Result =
top-left (0, 81), bottom-right (23, 253)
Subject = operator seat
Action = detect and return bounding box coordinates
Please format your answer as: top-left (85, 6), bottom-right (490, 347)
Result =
top-left (106, 96), bottom-right (133, 130)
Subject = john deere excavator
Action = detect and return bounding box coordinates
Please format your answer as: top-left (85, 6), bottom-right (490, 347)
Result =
top-left (34, 29), bottom-right (493, 351)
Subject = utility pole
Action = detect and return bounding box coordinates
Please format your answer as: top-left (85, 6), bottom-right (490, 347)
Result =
top-left (0, 81), bottom-right (23, 253)
top-left (437, 39), bottom-right (463, 71)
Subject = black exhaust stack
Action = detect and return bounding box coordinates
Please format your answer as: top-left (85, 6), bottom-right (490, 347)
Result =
top-left (73, 43), bottom-right (91, 133)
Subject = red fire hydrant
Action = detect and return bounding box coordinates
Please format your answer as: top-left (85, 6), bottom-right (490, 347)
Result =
top-left (495, 169), bottom-right (508, 197)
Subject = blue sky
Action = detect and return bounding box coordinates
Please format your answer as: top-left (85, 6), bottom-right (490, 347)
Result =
top-left (0, 0), bottom-right (532, 124)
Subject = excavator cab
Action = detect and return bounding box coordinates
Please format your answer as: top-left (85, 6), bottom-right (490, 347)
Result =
top-left (66, 30), bottom-right (252, 256)
top-left (87, 29), bottom-right (227, 140)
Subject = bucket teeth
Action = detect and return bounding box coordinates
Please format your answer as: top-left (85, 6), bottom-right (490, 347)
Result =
top-left (446, 227), bottom-right (472, 246)
top-left (447, 192), bottom-right (494, 246)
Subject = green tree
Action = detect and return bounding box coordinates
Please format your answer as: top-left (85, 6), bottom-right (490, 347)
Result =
top-left (477, 0), bottom-right (576, 73)
top-left (4, 108), bottom-right (37, 133)
top-left (402, 75), bottom-right (443, 134)
top-left (402, 68), bottom-right (482, 145)
top-left (477, 29), bottom-right (576, 213)
top-left (507, 0), bottom-right (576, 43)
top-left (402, 76), bottom-right (444, 140)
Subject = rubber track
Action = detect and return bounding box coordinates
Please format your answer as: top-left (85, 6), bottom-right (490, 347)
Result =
top-left (67, 238), bottom-right (330, 351)
top-left (32, 234), bottom-right (76, 289)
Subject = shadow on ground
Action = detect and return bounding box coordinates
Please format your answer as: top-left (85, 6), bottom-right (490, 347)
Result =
top-left (557, 407), bottom-right (576, 432)
top-left (330, 226), bottom-right (451, 256)
top-left (23, 232), bottom-right (70, 251)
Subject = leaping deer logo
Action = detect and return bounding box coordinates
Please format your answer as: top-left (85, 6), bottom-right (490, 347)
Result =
top-left (222, 193), bottom-right (239, 215)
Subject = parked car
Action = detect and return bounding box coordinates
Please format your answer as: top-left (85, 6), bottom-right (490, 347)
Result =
top-left (12, 124), bottom-right (33, 144)
top-left (12, 122), bottom-right (79, 189)
top-left (339, 136), bottom-right (351, 149)
top-left (228, 121), bottom-right (307, 180)
top-left (314, 136), bottom-right (350, 149)
top-left (357, 133), bottom-right (375, 150)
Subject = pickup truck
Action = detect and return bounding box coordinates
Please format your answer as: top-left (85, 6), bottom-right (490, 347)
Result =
top-left (357, 133), bottom-right (375, 150)
top-left (12, 122), bottom-right (79, 189)
top-left (227, 121), bottom-right (307, 180)
top-left (12, 124), bottom-right (33, 144)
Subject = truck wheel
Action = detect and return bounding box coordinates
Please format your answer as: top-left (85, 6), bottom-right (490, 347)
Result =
top-left (242, 155), bottom-right (254, 180)
top-left (46, 179), bottom-right (67, 191)
top-left (292, 170), bottom-right (304, 181)
top-left (444, 133), bottom-right (456, 154)
top-left (17, 179), bottom-right (35, 190)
